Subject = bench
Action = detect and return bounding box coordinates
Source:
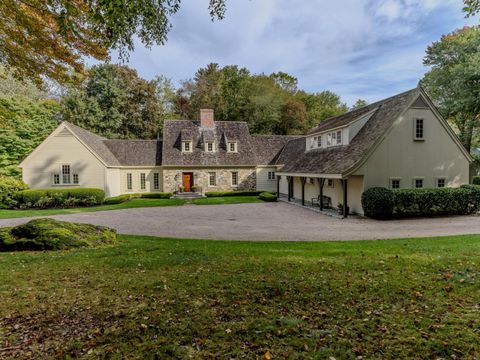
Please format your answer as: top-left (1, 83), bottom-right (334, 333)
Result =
top-left (311, 195), bottom-right (332, 209)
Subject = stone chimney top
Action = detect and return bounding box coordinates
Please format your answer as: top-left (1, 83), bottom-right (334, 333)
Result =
top-left (200, 109), bottom-right (214, 128)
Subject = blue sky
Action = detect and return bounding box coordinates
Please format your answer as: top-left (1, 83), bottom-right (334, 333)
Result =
top-left (111, 0), bottom-right (477, 106)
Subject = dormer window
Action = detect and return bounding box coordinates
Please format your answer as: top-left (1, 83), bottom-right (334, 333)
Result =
top-left (205, 142), bottom-right (215, 152)
top-left (317, 136), bottom-right (322, 148)
top-left (227, 142), bottom-right (237, 153)
top-left (336, 130), bottom-right (342, 145)
top-left (182, 141), bottom-right (192, 152)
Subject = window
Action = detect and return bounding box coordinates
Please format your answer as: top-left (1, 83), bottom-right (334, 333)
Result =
top-left (336, 130), bottom-right (342, 145)
top-left (205, 142), bottom-right (215, 152)
top-left (317, 136), bottom-right (322, 148)
top-left (127, 173), bottom-right (132, 190)
top-left (311, 137), bottom-right (316, 148)
top-left (182, 141), bottom-right (192, 152)
top-left (415, 118), bottom-right (424, 140)
top-left (437, 178), bottom-right (446, 188)
top-left (231, 171), bottom-right (238, 186)
top-left (415, 178), bottom-right (424, 188)
top-left (327, 134), bottom-right (332, 146)
top-left (208, 172), bottom-right (216, 187)
top-left (390, 179), bottom-right (400, 189)
top-left (62, 165), bottom-right (71, 184)
top-left (327, 179), bottom-right (334, 188)
top-left (268, 171), bottom-right (276, 180)
top-left (73, 174), bottom-right (79, 185)
top-left (140, 173), bottom-right (146, 190)
top-left (153, 173), bottom-right (160, 190)
top-left (331, 132), bottom-right (337, 144)
top-left (53, 173), bottom-right (60, 185)
top-left (228, 142), bottom-right (237, 152)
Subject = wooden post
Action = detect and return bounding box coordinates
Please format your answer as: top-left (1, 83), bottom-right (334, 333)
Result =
top-left (276, 175), bottom-right (281, 197)
top-left (319, 178), bottom-right (325, 211)
top-left (301, 177), bottom-right (306, 206)
top-left (287, 176), bottom-right (292, 201)
top-left (341, 178), bottom-right (348, 218)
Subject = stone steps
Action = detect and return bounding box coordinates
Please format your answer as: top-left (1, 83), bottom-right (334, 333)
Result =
top-left (173, 192), bottom-right (205, 199)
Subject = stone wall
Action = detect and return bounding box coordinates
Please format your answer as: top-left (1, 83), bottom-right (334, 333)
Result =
top-left (163, 168), bottom-right (257, 193)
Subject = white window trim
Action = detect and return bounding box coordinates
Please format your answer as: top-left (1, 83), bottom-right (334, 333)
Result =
top-left (231, 171), bottom-right (238, 187)
top-left (52, 164), bottom-right (80, 186)
top-left (182, 141), bottom-right (193, 152)
top-left (153, 173), bottom-right (160, 190)
top-left (389, 177), bottom-right (401, 189)
top-left (208, 172), bottom-right (216, 187)
top-left (414, 118), bottom-right (425, 141)
top-left (126, 173), bottom-right (133, 191)
top-left (267, 171), bottom-right (276, 181)
top-left (413, 177), bottom-right (425, 189)
top-left (436, 177), bottom-right (447, 188)
top-left (205, 141), bottom-right (215, 153)
top-left (227, 142), bottom-right (238, 153)
top-left (140, 173), bottom-right (147, 191)
top-left (326, 179), bottom-right (334, 188)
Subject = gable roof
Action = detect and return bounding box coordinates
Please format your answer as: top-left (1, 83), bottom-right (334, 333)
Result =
top-left (104, 140), bottom-right (162, 166)
top-left (251, 135), bottom-right (302, 165)
top-left (277, 88), bottom-right (422, 175)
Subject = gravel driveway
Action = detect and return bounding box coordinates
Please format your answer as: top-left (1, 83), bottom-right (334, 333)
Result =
top-left (1, 202), bottom-right (480, 241)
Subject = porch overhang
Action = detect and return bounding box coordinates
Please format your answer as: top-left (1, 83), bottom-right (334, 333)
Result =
top-left (276, 172), bottom-right (343, 179)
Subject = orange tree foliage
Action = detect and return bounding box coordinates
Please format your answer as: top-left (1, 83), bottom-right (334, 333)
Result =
top-left (0, 0), bottom-right (226, 85)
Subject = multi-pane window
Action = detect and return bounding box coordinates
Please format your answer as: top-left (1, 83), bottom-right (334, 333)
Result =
top-left (336, 130), bottom-right (342, 145)
top-left (268, 171), bottom-right (276, 180)
top-left (391, 179), bottom-right (400, 189)
top-left (127, 173), bottom-right (133, 190)
top-left (228, 142), bottom-right (237, 152)
top-left (327, 134), bottom-right (332, 146)
top-left (327, 179), bottom-right (334, 187)
top-left (209, 172), bottom-right (216, 186)
top-left (415, 178), bottom-right (424, 188)
top-left (62, 165), bottom-right (71, 184)
top-left (437, 178), bottom-right (446, 188)
top-left (231, 171), bottom-right (238, 186)
top-left (415, 118), bottom-right (424, 140)
top-left (73, 174), bottom-right (79, 185)
top-left (140, 173), bottom-right (146, 190)
top-left (153, 173), bottom-right (160, 190)
top-left (182, 141), bottom-right (192, 152)
top-left (317, 136), bottom-right (322, 148)
top-left (53, 174), bottom-right (60, 185)
top-left (206, 142), bottom-right (214, 152)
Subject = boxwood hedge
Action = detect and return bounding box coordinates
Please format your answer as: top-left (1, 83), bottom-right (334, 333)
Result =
top-left (104, 192), bottom-right (172, 204)
top-left (259, 192), bottom-right (277, 202)
top-left (362, 185), bottom-right (480, 219)
top-left (15, 188), bottom-right (105, 209)
top-left (205, 190), bottom-right (263, 197)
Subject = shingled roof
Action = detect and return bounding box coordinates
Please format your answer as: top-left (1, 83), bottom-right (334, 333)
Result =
top-left (104, 140), bottom-right (162, 166)
top-left (277, 88), bottom-right (421, 175)
top-left (251, 135), bottom-right (302, 165)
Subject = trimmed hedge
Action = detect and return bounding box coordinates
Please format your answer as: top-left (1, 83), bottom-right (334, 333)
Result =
top-left (259, 192), bottom-right (277, 202)
top-left (15, 188), bottom-right (105, 209)
top-left (104, 192), bottom-right (172, 205)
top-left (473, 176), bottom-right (480, 185)
top-left (140, 192), bottom-right (172, 199)
top-left (362, 186), bottom-right (480, 219)
top-left (361, 187), bottom-right (394, 220)
top-left (0, 175), bottom-right (28, 209)
top-left (104, 194), bottom-right (132, 205)
top-left (205, 190), bottom-right (263, 197)
top-left (0, 218), bottom-right (116, 251)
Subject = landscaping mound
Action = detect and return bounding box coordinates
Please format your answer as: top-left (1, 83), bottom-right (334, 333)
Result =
top-left (0, 218), bottom-right (117, 251)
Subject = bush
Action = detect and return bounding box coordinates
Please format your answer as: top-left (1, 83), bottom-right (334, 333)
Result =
top-left (104, 194), bottom-right (132, 205)
top-left (461, 184), bottom-right (480, 214)
top-left (361, 187), bottom-right (394, 219)
top-left (140, 192), bottom-right (172, 199)
top-left (205, 190), bottom-right (263, 197)
top-left (15, 188), bottom-right (105, 209)
top-left (0, 218), bottom-right (117, 251)
top-left (0, 175), bottom-right (28, 209)
top-left (259, 192), bottom-right (277, 202)
top-left (472, 176), bottom-right (480, 185)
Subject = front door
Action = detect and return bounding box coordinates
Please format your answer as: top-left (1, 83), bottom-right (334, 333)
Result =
top-left (183, 173), bottom-right (193, 192)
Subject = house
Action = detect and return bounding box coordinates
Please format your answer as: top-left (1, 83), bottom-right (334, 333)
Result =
top-left (20, 87), bottom-right (473, 216)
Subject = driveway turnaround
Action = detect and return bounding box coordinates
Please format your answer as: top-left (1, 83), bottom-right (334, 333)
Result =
top-left (1, 202), bottom-right (480, 241)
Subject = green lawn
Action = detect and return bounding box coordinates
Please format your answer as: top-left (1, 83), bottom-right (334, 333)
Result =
top-left (192, 195), bottom-right (263, 205)
top-left (1, 234), bottom-right (480, 358)
top-left (0, 198), bottom-right (186, 219)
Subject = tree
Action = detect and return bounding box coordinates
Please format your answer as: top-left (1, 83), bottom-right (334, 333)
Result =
top-left (0, 0), bottom-right (227, 85)
top-left (0, 66), bottom-right (50, 100)
top-left (421, 26), bottom-right (480, 152)
top-left (464, 0), bottom-right (480, 15)
top-left (296, 90), bottom-right (348, 129)
top-left (351, 99), bottom-right (368, 110)
top-left (61, 64), bottom-right (164, 139)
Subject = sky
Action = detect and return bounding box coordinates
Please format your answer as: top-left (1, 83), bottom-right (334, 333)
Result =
top-left (111, 0), bottom-right (477, 106)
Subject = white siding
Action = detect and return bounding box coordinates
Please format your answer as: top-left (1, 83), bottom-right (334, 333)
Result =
top-left (119, 168), bottom-right (163, 194)
top-left (256, 167), bottom-right (277, 192)
top-left (105, 168), bottom-right (121, 197)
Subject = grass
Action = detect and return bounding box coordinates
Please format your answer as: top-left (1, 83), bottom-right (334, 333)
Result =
top-left (192, 195), bottom-right (263, 205)
top-left (0, 198), bottom-right (186, 219)
top-left (1, 234), bottom-right (480, 358)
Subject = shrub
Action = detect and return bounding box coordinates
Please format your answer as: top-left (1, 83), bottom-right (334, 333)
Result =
top-left (15, 188), bottom-right (105, 209)
top-left (361, 187), bottom-right (394, 219)
top-left (259, 192), bottom-right (277, 202)
top-left (140, 192), bottom-right (172, 199)
top-left (472, 176), bottom-right (480, 185)
top-left (0, 218), bottom-right (117, 251)
top-left (461, 184), bottom-right (480, 214)
top-left (0, 175), bottom-right (28, 209)
top-left (205, 190), bottom-right (263, 197)
top-left (104, 194), bottom-right (132, 205)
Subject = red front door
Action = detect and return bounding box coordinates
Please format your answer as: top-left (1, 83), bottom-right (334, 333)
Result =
top-left (183, 173), bottom-right (193, 192)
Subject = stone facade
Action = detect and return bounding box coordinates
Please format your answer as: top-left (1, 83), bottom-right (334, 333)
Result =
top-left (163, 168), bottom-right (256, 194)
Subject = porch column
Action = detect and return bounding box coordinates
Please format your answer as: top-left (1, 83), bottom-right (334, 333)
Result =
top-left (276, 175), bottom-right (281, 197)
top-left (341, 178), bottom-right (348, 218)
top-left (287, 176), bottom-right (292, 201)
top-left (318, 178), bottom-right (325, 211)
top-left (300, 177), bottom-right (307, 206)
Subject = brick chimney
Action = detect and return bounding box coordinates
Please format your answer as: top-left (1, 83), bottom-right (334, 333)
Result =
top-left (200, 109), bottom-right (214, 128)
